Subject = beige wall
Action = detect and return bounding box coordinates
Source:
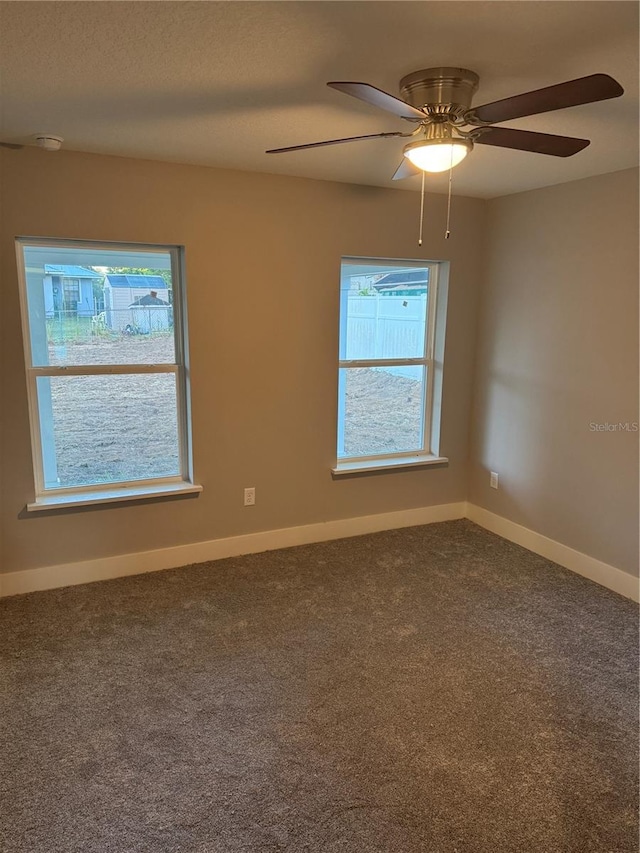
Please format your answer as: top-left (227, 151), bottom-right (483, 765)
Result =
top-left (2, 151), bottom-right (637, 582)
top-left (469, 169), bottom-right (639, 576)
top-left (0, 148), bottom-right (484, 574)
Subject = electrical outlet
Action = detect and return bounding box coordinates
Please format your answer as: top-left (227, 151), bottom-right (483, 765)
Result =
top-left (490, 472), bottom-right (499, 489)
top-left (243, 487), bottom-right (256, 506)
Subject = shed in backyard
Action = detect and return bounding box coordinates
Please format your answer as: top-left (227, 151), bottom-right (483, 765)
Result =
top-left (129, 291), bottom-right (171, 333)
top-left (104, 274), bottom-right (170, 330)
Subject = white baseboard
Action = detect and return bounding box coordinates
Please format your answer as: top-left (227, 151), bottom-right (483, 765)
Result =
top-left (3, 501), bottom-right (636, 602)
top-left (466, 503), bottom-right (639, 603)
top-left (0, 501), bottom-right (467, 598)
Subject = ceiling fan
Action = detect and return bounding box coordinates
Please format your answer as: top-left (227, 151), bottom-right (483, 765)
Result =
top-left (266, 68), bottom-right (624, 179)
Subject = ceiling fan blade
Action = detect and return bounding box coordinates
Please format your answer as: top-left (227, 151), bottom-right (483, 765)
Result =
top-left (392, 159), bottom-right (420, 180)
top-left (475, 126), bottom-right (590, 157)
top-left (328, 82), bottom-right (427, 121)
top-left (471, 74), bottom-right (623, 124)
top-left (266, 131), bottom-right (404, 154)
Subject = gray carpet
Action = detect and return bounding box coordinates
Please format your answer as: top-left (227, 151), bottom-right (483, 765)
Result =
top-left (1, 520), bottom-right (638, 852)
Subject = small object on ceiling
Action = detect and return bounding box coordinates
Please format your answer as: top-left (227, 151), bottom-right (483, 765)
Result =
top-left (34, 134), bottom-right (64, 151)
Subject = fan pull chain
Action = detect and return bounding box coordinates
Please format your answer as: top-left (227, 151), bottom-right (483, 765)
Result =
top-left (418, 169), bottom-right (426, 246)
top-left (445, 151), bottom-right (454, 240)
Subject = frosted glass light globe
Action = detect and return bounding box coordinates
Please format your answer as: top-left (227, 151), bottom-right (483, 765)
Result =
top-left (404, 139), bottom-right (472, 173)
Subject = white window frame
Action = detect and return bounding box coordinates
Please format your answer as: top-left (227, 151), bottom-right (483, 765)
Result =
top-left (333, 256), bottom-right (449, 476)
top-left (16, 237), bottom-right (201, 510)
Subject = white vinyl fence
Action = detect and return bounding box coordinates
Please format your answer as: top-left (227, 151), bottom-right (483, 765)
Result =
top-left (344, 294), bottom-right (427, 377)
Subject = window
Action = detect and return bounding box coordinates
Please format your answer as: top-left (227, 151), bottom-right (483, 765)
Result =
top-left (17, 238), bottom-right (200, 509)
top-left (334, 257), bottom-right (448, 474)
top-left (62, 278), bottom-right (80, 312)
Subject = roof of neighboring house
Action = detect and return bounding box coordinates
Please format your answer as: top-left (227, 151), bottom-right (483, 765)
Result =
top-left (130, 293), bottom-right (170, 307)
top-left (373, 270), bottom-right (429, 291)
top-left (44, 264), bottom-right (103, 278)
top-left (105, 274), bottom-right (168, 289)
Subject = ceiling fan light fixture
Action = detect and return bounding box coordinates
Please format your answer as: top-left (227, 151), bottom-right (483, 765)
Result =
top-left (403, 138), bottom-right (473, 173)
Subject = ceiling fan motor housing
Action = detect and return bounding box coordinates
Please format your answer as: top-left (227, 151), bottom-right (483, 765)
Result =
top-left (399, 67), bottom-right (479, 118)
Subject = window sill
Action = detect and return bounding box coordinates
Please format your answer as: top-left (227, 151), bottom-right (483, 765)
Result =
top-left (332, 455), bottom-right (448, 477)
top-left (26, 481), bottom-right (203, 512)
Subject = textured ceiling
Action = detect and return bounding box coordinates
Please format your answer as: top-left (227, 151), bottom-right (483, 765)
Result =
top-left (0, 1), bottom-right (637, 198)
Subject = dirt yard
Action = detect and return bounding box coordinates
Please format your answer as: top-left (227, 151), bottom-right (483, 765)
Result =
top-left (342, 368), bottom-right (423, 457)
top-left (47, 336), bottom-right (422, 487)
top-left (48, 335), bottom-right (179, 487)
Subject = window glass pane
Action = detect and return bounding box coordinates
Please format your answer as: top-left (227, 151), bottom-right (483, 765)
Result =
top-left (338, 366), bottom-right (425, 458)
top-left (22, 244), bottom-right (176, 366)
top-left (340, 262), bottom-right (428, 360)
top-left (36, 374), bottom-right (180, 489)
